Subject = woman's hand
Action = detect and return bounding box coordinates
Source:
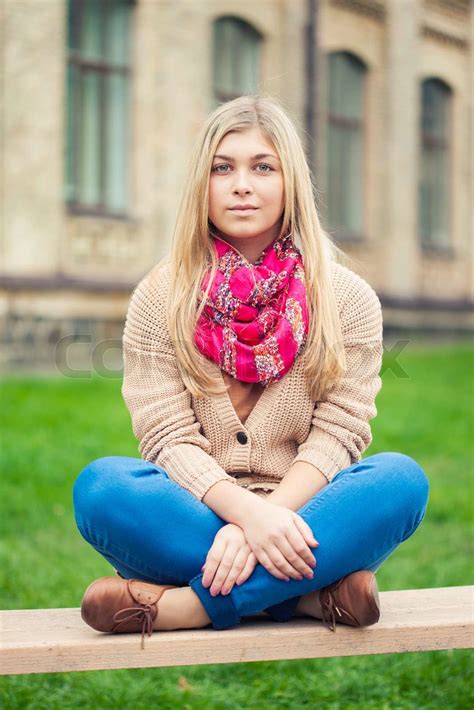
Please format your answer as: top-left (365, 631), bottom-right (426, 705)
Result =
top-left (240, 500), bottom-right (319, 581)
top-left (201, 524), bottom-right (258, 596)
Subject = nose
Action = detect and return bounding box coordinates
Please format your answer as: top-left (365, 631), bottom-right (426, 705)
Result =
top-left (232, 169), bottom-right (253, 195)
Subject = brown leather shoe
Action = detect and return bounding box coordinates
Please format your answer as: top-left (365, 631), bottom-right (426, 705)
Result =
top-left (81, 576), bottom-right (177, 649)
top-left (319, 570), bottom-right (380, 631)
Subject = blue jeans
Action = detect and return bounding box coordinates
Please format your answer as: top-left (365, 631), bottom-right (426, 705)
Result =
top-left (72, 452), bottom-right (429, 630)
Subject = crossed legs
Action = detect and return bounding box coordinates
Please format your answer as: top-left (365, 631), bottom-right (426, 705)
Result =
top-left (73, 452), bottom-right (429, 630)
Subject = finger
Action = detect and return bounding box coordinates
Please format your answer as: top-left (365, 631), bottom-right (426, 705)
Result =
top-left (287, 519), bottom-right (318, 567)
top-left (265, 538), bottom-right (312, 579)
top-left (253, 545), bottom-right (293, 581)
top-left (202, 541), bottom-right (226, 588)
top-left (209, 548), bottom-right (239, 595)
top-left (236, 553), bottom-right (258, 586)
top-left (283, 527), bottom-right (317, 574)
top-left (293, 515), bottom-right (319, 549)
top-left (220, 548), bottom-right (249, 594)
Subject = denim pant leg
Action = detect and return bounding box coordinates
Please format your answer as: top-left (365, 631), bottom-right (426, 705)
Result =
top-left (73, 455), bottom-right (248, 626)
top-left (189, 452), bottom-right (429, 628)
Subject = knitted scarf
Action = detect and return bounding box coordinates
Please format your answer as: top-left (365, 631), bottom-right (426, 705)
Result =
top-left (194, 232), bottom-right (309, 386)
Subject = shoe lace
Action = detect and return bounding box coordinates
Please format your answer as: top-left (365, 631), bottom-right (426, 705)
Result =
top-left (112, 604), bottom-right (155, 649)
top-left (320, 579), bottom-right (359, 632)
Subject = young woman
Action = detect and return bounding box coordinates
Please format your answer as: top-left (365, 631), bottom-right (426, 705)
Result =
top-left (73, 95), bottom-right (429, 649)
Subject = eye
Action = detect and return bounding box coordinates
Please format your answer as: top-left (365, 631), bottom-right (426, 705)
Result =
top-left (211, 162), bottom-right (275, 174)
top-left (212, 164), bottom-right (230, 173)
top-left (256, 163), bottom-right (273, 172)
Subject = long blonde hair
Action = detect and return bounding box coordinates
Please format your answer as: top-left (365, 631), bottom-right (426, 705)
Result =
top-left (157, 95), bottom-right (348, 402)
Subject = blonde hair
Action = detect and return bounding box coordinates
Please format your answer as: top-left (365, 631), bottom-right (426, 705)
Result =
top-left (158, 95), bottom-right (348, 401)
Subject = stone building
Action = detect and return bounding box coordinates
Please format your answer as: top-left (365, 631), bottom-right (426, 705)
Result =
top-left (1, 0), bottom-right (472, 373)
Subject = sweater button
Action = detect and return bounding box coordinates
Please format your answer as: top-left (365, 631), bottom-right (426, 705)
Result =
top-left (236, 431), bottom-right (248, 445)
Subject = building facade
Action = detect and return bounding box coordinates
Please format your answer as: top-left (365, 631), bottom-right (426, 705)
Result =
top-left (1, 0), bottom-right (472, 372)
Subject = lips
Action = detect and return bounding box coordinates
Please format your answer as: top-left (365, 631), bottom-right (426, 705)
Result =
top-left (230, 206), bottom-right (258, 211)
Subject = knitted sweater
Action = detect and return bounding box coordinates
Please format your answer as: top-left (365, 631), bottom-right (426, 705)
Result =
top-left (121, 260), bottom-right (383, 502)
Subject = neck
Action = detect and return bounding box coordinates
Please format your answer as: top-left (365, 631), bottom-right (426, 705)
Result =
top-left (212, 227), bottom-right (285, 265)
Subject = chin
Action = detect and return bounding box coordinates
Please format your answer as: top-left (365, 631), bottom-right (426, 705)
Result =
top-left (222, 224), bottom-right (267, 237)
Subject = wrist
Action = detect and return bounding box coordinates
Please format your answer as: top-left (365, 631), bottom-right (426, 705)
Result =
top-left (233, 492), bottom-right (269, 527)
top-left (266, 462), bottom-right (328, 511)
top-left (202, 479), bottom-right (268, 526)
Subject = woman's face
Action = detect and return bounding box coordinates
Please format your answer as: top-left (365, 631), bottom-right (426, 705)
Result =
top-left (208, 126), bottom-right (285, 260)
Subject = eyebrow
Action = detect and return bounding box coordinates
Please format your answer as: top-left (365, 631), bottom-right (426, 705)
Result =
top-left (213, 153), bottom-right (280, 161)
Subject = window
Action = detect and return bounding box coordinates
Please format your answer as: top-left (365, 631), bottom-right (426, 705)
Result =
top-left (418, 78), bottom-right (452, 250)
top-left (65, 0), bottom-right (134, 217)
top-left (212, 17), bottom-right (262, 107)
top-left (326, 51), bottom-right (367, 239)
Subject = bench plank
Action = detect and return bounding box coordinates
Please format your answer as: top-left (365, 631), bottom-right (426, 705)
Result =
top-left (1, 586), bottom-right (472, 676)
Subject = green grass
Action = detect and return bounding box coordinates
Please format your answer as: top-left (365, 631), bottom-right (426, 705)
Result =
top-left (1, 342), bottom-right (473, 708)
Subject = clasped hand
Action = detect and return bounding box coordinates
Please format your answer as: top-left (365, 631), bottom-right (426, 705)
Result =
top-left (201, 501), bottom-right (318, 597)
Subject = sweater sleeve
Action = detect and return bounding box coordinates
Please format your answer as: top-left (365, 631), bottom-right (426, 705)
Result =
top-left (121, 265), bottom-right (238, 501)
top-left (291, 267), bottom-right (383, 482)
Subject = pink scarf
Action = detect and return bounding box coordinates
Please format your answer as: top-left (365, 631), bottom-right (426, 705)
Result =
top-left (194, 232), bottom-right (309, 386)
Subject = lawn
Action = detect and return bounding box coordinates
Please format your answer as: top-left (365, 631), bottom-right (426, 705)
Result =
top-left (1, 342), bottom-right (473, 709)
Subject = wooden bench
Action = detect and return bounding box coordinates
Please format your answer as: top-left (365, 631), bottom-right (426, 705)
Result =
top-left (1, 586), bottom-right (472, 676)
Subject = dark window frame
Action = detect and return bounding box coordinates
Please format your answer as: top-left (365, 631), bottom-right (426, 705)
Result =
top-left (65, 0), bottom-right (135, 219)
top-left (212, 15), bottom-right (263, 106)
top-left (418, 77), bottom-right (454, 255)
top-left (325, 50), bottom-right (368, 243)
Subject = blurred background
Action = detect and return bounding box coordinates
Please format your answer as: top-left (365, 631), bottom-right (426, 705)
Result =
top-left (0, 0), bottom-right (472, 373)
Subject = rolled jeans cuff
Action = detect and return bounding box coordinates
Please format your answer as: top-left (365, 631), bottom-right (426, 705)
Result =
top-left (189, 572), bottom-right (241, 630)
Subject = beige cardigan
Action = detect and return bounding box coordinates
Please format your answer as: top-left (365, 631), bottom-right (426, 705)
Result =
top-left (121, 260), bottom-right (383, 501)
